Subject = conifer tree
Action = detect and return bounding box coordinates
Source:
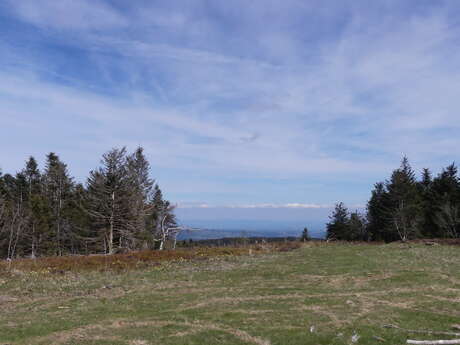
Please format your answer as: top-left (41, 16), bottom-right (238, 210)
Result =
top-left (24, 157), bottom-right (41, 198)
top-left (0, 170), bottom-right (7, 258)
top-left (43, 153), bottom-right (74, 255)
top-left (22, 157), bottom-right (49, 257)
top-left (300, 227), bottom-right (310, 241)
top-left (67, 183), bottom-right (93, 254)
top-left (431, 163), bottom-right (460, 238)
top-left (86, 147), bottom-right (132, 254)
top-left (2, 173), bottom-right (29, 258)
top-left (366, 182), bottom-right (389, 241)
top-left (385, 157), bottom-right (420, 241)
top-left (326, 202), bottom-right (349, 240)
top-left (349, 211), bottom-right (368, 241)
top-left (126, 147), bottom-right (154, 247)
top-left (417, 168), bottom-right (439, 238)
top-left (149, 184), bottom-right (177, 249)
top-left (0, 147), bottom-right (177, 258)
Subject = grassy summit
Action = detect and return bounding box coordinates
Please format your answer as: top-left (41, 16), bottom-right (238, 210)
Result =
top-left (0, 242), bottom-right (459, 345)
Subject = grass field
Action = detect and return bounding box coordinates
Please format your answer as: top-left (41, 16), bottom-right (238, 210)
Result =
top-left (0, 242), bottom-right (459, 345)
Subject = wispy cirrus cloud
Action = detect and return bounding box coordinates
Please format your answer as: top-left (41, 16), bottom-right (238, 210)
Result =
top-left (6, 0), bottom-right (127, 31)
top-left (1, 0), bottom-right (460, 213)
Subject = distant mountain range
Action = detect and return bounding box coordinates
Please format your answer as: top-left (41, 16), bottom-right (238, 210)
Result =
top-left (174, 206), bottom-right (330, 240)
top-left (177, 227), bottom-right (326, 241)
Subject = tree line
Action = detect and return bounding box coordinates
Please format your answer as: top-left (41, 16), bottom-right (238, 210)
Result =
top-left (0, 147), bottom-right (176, 259)
top-left (327, 157), bottom-right (460, 241)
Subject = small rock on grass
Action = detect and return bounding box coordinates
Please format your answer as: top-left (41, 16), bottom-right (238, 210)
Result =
top-left (351, 332), bottom-right (360, 343)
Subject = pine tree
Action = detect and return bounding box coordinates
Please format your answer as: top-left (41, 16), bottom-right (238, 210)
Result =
top-left (326, 202), bottom-right (349, 240)
top-left (349, 211), bottom-right (368, 241)
top-left (366, 182), bottom-right (389, 241)
top-left (43, 153), bottom-right (74, 255)
top-left (0, 147), bottom-right (177, 258)
top-left (126, 147), bottom-right (154, 247)
top-left (417, 168), bottom-right (439, 238)
top-left (28, 193), bottom-right (52, 257)
top-left (149, 184), bottom-right (177, 249)
top-left (420, 168), bottom-right (432, 189)
top-left (300, 227), bottom-right (310, 241)
top-left (431, 163), bottom-right (460, 238)
top-left (431, 163), bottom-right (459, 204)
top-left (65, 183), bottom-right (93, 254)
top-left (86, 147), bottom-right (132, 254)
top-left (21, 157), bottom-right (49, 257)
top-left (385, 157), bottom-right (420, 241)
top-left (24, 157), bottom-right (41, 198)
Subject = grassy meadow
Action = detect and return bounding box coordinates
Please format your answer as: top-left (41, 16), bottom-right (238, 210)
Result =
top-left (0, 242), bottom-right (459, 345)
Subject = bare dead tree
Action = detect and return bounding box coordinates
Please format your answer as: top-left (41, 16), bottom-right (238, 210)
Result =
top-left (156, 215), bottom-right (199, 250)
top-left (0, 196), bottom-right (7, 257)
top-left (435, 202), bottom-right (459, 238)
top-left (391, 200), bottom-right (419, 242)
top-left (6, 195), bottom-right (28, 260)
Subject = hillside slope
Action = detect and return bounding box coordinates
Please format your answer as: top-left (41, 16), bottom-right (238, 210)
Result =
top-left (1, 243), bottom-right (459, 345)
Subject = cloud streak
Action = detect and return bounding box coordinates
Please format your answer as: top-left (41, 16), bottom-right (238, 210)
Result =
top-left (1, 0), bottom-right (460, 211)
top-left (176, 203), bottom-right (335, 209)
top-left (6, 0), bottom-right (127, 31)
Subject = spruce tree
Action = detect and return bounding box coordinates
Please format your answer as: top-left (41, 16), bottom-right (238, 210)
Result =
top-left (0, 147), bottom-right (177, 258)
top-left (385, 157), bottom-right (420, 241)
top-left (326, 202), bottom-right (349, 240)
top-left (2, 173), bottom-right (29, 258)
top-left (24, 157), bottom-right (41, 198)
top-left (349, 211), bottom-right (368, 241)
top-left (431, 163), bottom-right (460, 238)
top-left (86, 147), bottom-right (132, 254)
top-left (43, 153), bottom-right (74, 255)
top-left (417, 168), bottom-right (439, 238)
top-left (21, 157), bottom-right (50, 257)
top-left (126, 147), bottom-right (154, 247)
top-left (366, 182), bottom-right (389, 241)
top-left (300, 227), bottom-right (310, 241)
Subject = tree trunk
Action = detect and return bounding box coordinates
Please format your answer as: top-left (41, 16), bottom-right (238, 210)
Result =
top-left (108, 192), bottom-right (115, 255)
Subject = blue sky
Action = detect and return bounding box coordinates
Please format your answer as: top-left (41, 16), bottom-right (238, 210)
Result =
top-left (1, 1), bottom-right (460, 230)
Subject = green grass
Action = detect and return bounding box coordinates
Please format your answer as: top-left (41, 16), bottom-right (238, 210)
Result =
top-left (1, 242), bottom-right (459, 345)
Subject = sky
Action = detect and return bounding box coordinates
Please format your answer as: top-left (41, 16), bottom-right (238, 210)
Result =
top-left (1, 1), bottom-right (460, 232)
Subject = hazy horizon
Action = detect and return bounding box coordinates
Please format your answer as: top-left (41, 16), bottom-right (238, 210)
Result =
top-left (175, 205), bottom-right (335, 236)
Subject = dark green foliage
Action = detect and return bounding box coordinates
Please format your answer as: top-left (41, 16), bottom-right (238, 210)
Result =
top-left (384, 157), bottom-right (420, 241)
top-left (326, 202), bottom-right (368, 241)
top-left (0, 147), bottom-right (176, 258)
top-left (362, 158), bottom-right (460, 242)
top-left (43, 152), bottom-right (75, 255)
top-left (326, 202), bottom-right (349, 240)
top-left (300, 227), bottom-right (310, 241)
top-left (366, 182), bottom-right (389, 241)
top-left (349, 211), bottom-right (368, 241)
top-left (86, 147), bottom-right (133, 254)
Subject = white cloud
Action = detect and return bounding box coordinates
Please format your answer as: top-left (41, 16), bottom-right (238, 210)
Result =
top-left (7, 0), bottom-right (126, 31)
top-left (2, 1), bottom-right (460, 206)
top-left (176, 203), bottom-right (333, 209)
